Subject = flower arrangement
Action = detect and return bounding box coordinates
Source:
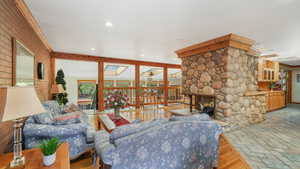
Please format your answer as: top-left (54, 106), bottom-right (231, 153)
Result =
top-left (105, 90), bottom-right (130, 109)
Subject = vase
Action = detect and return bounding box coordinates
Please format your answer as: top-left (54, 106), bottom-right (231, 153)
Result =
top-left (43, 152), bottom-right (56, 166)
top-left (114, 107), bottom-right (121, 119)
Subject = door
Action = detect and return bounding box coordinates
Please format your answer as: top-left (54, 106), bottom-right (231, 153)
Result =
top-left (292, 70), bottom-right (300, 103)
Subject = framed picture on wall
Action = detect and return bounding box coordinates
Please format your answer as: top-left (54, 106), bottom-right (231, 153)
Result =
top-left (13, 38), bottom-right (35, 86)
top-left (77, 80), bottom-right (96, 101)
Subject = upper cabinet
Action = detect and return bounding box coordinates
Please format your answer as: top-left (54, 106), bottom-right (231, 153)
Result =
top-left (258, 59), bottom-right (279, 82)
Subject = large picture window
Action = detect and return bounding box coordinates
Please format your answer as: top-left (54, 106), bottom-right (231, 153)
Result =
top-left (15, 40), bottom-right (34, 86)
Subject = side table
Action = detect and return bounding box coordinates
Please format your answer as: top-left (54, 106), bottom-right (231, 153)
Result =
top-left (0, 143), bottom-right (70, 169)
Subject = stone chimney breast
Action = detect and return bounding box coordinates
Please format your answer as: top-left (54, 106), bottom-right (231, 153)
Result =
top-left (175, 33), bottom-right (266, 130)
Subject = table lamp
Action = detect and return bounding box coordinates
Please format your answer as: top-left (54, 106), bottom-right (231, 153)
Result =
top-left (0, 87), bottom-right (45, 168)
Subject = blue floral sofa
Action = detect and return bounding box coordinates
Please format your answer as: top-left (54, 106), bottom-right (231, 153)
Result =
top-left (23, 101), bottom-right (95, 160)
top-left (95, 114), bottom-right (223, 169)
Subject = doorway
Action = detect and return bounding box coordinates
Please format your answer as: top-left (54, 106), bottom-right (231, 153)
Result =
top-left (292, 70), bottom-right (300, 103)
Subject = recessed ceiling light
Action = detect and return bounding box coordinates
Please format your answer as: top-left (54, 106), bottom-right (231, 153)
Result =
top-left (91, 48), bottom-right (96, 51)
top-left (140, 54), bottom-right (145, 57)
top-left (105, 22), bottom-right (113, 27)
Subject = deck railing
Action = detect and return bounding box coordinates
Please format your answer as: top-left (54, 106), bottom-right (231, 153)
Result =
top-left (103, 85), bottom-right (184, 108)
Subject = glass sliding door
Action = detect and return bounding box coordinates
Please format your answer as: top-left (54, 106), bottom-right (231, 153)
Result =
top-left (103, 63), bottom-right (136, 109)
top-left (55, 59), bottom-right (98, 110)
top-left (140, 66), bottom-right (164, 105)
top-left (167, 68), bottom-right (183, 104)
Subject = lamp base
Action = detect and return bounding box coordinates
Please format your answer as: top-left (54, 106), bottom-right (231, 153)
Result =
top-left (10, 156), bottom-right (25, 168)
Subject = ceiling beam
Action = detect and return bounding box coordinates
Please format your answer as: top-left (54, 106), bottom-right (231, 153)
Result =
top-left (14, 0), bottom-right (52, 52)
top-left (51, 51), bottom-right (181, 69)
top-left (279, 63), bottom-right (300, 68)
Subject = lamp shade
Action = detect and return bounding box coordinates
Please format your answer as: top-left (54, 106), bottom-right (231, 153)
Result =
top-left (50, 84), bottom-right (65, 94)
top-left (0, 87), bottom-right (45, 122)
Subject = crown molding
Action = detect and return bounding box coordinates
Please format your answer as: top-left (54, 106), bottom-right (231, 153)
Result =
top-left (14, 0), bottom-right (52, 52)
top-left (279, 63), bottom-right (300, 68)
top-left (175, 33), bottom-right (256, 58)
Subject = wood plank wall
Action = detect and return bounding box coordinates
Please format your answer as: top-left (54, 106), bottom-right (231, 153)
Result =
top-left (0, 0), bottom-right (51, 154)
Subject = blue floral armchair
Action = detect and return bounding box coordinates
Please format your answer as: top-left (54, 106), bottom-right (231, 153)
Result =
top-left (23, 101), bottom-right (95, 160)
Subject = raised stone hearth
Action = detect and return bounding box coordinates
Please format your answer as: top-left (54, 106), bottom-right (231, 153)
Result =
top-left (176, 34), bottom-right (267, 130)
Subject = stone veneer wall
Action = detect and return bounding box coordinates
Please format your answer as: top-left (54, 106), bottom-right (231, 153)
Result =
top-left (182, 47), bottom-right (266, 130)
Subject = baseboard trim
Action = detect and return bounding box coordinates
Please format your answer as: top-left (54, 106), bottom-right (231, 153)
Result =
top-left (291, 102), bottom-right (300, 104)
top-left (267, 106), bottom-right (287, 112)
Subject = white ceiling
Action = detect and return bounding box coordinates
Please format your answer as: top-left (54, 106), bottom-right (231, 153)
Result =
top-left (25, 0), bottom-right (300, 65)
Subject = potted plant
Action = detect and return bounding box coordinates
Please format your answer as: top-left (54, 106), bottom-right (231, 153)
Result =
top-left (269, 82), bottom-right (276, 91)
top-left (39, 137), bottom-right (60, 166)
top-left (105, 90), bottom-right (129, 119)
top-left (55, 69), bottom-right (68, 105)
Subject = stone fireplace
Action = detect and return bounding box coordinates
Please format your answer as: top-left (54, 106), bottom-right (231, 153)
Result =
top-left (176, 34), bottom-right (267, 130)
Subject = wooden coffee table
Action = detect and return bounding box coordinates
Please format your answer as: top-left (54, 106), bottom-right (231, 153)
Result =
top-left (98, 113), bottom-right (132, 132)
top-left (0, 143), bottom-right (70, 169)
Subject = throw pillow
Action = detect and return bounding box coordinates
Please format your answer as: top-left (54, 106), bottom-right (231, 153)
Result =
top-left (54, 111), bottom-right (81, 121)
top-left (53, 111), bottom-right (81, 125)
top-left (110, 118), bottom-right (168, 144)
top-left (63, 103), bottom-right (81, 113)
top-left (33, 112), bottom-right (54, 124)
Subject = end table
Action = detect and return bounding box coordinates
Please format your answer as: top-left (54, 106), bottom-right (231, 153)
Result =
top-left (0, 143), bottom-right (70, 169)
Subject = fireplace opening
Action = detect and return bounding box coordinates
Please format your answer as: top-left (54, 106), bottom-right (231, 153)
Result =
top-left (188, 94), bottom-right (216, 118)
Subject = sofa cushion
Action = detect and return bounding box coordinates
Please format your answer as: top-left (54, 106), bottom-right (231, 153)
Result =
top-left (54, 111), bottom-right (81, 121)
top-left (63, 103), bottom-right (81, 113)
top-left (169, 113), bottom-right (211, 121)
top-left (110, 118), bottom-right (168, 144)
top-left (43, 100), bottom-right (62, 116)
top-left (33, 112), bottom-right (54, 124)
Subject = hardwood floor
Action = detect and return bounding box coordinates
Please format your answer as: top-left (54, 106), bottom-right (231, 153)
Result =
top-left (70, 134), bottom-right (251, 169)
top-left (217, 134), bottom-right (251, 169)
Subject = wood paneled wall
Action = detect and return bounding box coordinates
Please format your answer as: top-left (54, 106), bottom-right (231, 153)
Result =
top-left (0, 0), bottom-right (51, 154)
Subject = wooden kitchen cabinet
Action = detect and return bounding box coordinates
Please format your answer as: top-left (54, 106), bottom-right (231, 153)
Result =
top-left (266, 91), bottom-right (286, 112)
top-left (258, 59), bottom-right (279, 82)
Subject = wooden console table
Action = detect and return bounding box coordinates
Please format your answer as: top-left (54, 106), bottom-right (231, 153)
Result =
top-left (0, 143), bottom-right (70, 169)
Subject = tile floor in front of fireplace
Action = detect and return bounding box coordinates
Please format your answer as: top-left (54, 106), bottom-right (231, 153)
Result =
top-left (225, 104), bottom-right (300, 169)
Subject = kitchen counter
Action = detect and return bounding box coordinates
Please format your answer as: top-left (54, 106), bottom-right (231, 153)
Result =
top-left (244, 91), bottom-right (268, 96)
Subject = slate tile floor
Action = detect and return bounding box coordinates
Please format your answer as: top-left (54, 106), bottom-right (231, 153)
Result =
top-left (225, 104), bottom-right (300, 169)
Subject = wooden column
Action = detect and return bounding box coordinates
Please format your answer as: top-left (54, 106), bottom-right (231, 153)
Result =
top-left (164, 66), bottom-right (168, 106)
top-left (50, 56), bottom-right (56, 83)
top-left (49, 56), bottom-right (56, 99)
top-left (12, 38), bottom-right (16, 86)
top-left (98, 61), bottom-right (105, 111)
top-left (135, 64), bottom-right (140, 108)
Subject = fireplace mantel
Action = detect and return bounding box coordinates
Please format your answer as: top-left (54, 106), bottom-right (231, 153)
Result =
top-left (175, 33), bottom-right (258, 58)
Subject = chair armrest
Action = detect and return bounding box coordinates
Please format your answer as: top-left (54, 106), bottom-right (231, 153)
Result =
top-left (94, 130), bottom-right (115, 165)
top-left (23, 123), bottom-right (87, 138)
top-left (86, 126), bottom-right (96, 143)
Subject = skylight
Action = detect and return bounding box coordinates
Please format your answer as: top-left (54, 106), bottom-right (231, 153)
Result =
top-left (105, 65), bottom-right (128, 76)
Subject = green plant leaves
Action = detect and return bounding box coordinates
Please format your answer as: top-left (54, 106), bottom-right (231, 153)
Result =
top-left (39, 137), bottom-right (60, 156)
